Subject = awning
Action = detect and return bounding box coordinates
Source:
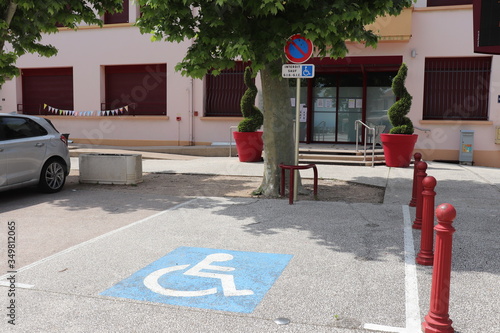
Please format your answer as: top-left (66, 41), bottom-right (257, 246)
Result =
top-left (365, 7), bottom-right (413, 42)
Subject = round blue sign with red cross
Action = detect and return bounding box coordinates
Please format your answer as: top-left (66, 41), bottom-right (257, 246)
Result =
top-left (284, 34), bottom-right (314, 64)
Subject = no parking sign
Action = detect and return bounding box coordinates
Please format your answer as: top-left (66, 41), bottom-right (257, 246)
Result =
top-left (284, 34), bottom-right (314, 64)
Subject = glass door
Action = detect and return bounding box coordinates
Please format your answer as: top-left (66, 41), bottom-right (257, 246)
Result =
top-left (366, 72), bottom-right (397, 141)
top-left (312, 73), bottom-right (363, 143)
top-left (337, 74), bottom-right (363, 142)
top-left (312, 74), bottom-right (337, 142)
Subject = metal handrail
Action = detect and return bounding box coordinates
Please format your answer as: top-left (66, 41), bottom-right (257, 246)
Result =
top-left (355, 120), bottom-right (376, 167)
top-left (414, 126), bottom-right (431, 133)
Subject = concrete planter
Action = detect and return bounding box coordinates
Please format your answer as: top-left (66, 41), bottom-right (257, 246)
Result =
top-left (79, 154), bottom-right (143, 185)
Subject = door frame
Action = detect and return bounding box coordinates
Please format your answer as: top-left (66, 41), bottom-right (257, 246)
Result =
top-left (302, 56), bottom-right (403, 144)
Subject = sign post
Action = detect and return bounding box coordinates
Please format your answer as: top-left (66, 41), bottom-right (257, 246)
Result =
top-left (283, 34), bottom-right (314, 202)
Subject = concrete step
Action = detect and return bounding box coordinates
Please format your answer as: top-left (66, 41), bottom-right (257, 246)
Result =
top-left (299, 146), bottom-right (385, 166)
top-left (299, 158), bottom-right (386, 166)
top-left (299, 148), bottom-right (385, 155)
top-left (299, 153), bottom-right (385, 162)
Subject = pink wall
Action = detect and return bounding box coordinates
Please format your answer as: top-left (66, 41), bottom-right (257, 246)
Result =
top-left (1, 2), bottom-right (499, 166)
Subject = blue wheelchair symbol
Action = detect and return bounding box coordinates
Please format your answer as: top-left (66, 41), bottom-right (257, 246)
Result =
top-left (101, 247), bottom-right (293, 313)
top-left (302, 65), bottom-right (313, 77)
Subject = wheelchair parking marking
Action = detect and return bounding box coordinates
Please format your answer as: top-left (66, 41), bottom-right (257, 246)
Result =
top-left (101, 247), bottom-right (293, 313)
top-left (144, 253), bottom-right (254, 297)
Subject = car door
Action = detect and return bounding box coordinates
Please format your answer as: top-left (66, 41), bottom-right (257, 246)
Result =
top-left (0, 116), bottom-right (48, 187)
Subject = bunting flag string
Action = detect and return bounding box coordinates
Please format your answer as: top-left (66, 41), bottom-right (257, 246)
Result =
top-left (43, 104), bottom-right (130, 117)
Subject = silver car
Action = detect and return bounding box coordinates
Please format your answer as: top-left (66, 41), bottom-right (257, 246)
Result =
top-left (0, 113), bottom-right (71, 193)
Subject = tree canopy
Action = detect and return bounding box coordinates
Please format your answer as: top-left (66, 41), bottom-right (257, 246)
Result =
top-left (137, 0), bottom-right (414, 77)
top-left (137, 0), bottom-right (414, 196)
top-left (0, 0), bottom-right (123, 86)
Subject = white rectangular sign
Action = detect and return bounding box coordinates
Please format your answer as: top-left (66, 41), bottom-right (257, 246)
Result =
top-left (282, 64), bottom-right (315, 78)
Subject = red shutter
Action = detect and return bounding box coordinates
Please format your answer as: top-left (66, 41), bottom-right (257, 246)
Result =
top-left (21, 67), bottom-right (74, 115)
top-left (104, 0), bottom-right (129, 24)
top-left (423, 57), bottom-right (491, 120)
top-left (104, 64), bottom-right (167, 115)
top-left (427, 0), bottom-right (472, 6)
top-left (205, 61), bottom-right (251, 117)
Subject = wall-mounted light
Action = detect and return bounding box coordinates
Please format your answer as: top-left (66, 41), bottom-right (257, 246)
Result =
top-left (411, 49), bottom-right (417, 58)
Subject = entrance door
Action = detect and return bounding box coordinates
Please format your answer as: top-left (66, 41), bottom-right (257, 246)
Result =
top-left (338, 74), bottom-right (363, 142)
top-left (312, 73), bottom-right (363, 143)
top-left (312, 75), bottom-right (337, 142)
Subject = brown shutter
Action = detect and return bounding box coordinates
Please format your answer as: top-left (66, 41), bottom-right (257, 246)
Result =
top-left (21, 67), bottom-right (74, 115)
top-left (423, 57), bottom-right (491, 120)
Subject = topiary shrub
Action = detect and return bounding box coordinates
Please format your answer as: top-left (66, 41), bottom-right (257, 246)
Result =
top-left (237, 67), bottom-right (264, 132)
top-left (388, 63), bottom-right (414, 135)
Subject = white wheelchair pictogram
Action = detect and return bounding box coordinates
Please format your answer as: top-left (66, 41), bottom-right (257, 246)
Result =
top-left (302, 67), bottom-right (311, 76)
top-left (143, 253), bottom-right (254, 297)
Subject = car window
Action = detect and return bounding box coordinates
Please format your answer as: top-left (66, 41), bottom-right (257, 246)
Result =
top-left (0, 117), bottom-right (48, 141)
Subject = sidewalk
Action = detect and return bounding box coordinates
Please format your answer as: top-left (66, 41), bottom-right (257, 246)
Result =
top-left (1, 148), bottom-right (499, 332)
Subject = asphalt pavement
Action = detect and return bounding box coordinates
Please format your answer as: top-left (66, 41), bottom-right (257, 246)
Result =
top-left (0, 150), bottom-right (499, 333)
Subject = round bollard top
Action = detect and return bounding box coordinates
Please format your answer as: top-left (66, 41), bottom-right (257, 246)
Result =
top-left (414, 152), bottom-right (422, 161)
top-left (417, 161), bottom-right (428, 171)
top-left (435, 203), bottom-right (456, 222)
top-left (422, 176), bottom-right (437, 189)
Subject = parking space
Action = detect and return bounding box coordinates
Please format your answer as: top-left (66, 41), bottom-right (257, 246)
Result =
top-left (1, 158), bottom-right (499, 332)
top-left (2, 195), bottom-right (412, 332)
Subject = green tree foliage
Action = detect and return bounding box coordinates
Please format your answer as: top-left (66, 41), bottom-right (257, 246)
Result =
top-left (0, 0), bottom-right (123, 86)
top-left (388, 63), bottom-right (414, 135)
top-left (137, 1), bottom-right (413, 78)
top-left (238, 67), bottom-right (263, 132)
top-left (136, 0), bottom-right (414, 196)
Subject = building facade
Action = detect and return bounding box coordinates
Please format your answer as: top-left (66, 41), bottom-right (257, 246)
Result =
top-left (1, 0), bottom-right (499, 167)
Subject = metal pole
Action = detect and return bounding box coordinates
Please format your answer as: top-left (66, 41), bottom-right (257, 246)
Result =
top-left (413, 161), bottom-right (427, 229)
top-left (417, 176), bottom-right (437, 266)
top-left (410, 152), bottom-right (423, 206)
top-left (294, 78), bottom-right (300, 202)
top-left (422, 203), bottom-right (456, 333)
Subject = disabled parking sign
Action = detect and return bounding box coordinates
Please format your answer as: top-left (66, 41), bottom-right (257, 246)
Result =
top-left (101, 247), bottom-right (293, 313)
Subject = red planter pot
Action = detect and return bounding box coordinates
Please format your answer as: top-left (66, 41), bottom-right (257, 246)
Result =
top-left (380, 133), bottom-right (418, 168)
top-left (233, 131), bottom-right (264, 162)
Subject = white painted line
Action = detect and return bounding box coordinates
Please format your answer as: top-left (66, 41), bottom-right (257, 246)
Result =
top-left (364, 205), bottom-right (422, 333)
top-left (363, 323), bottom-right (406, 332)
top-left (402, 204), bottom-right (422, 332)
top-left (0, 281), bottom-right (34, 289)
top-left (0, 198), bottom-right (198, 281)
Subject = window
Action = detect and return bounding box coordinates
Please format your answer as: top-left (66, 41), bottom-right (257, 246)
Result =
top-left (427, 0), bottom-right (472, 6)
top-left (205, 62), bottom-right (251, 117)
top-left (423, 57), bottom-right (491, 120)
top-left (0, 117), bottom-right (48, 140)
top-left (21, 68), bottom-right (74, 115)
top-left (104, 0), bottom-right (129, 24)
top-left (366, 71), bottom-right (397, 131)
top-left (104, 64), bottom-right (167, 115)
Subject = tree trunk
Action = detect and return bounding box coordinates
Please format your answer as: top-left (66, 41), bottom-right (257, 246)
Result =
top-left (257, 60), bottom-right (296, 197)
top-left (0, 2), bottom-right (18, 52)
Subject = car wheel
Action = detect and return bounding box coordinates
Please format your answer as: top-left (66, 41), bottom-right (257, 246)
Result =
top-left (39, 158), bottom-right (67, 193)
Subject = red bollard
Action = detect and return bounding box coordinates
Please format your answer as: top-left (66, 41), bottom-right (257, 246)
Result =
top-left (416, 176), bottom-right (437, 266)
top-left (412, 161), bottom-right (427, 229)
top-left (422, 203), bottom-right (456, 333)
top-left (409, 152), bottom-right (422, 207)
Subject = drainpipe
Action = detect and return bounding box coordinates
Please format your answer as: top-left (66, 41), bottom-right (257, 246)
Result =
top-left (187, 77), bottom-right (194, 146)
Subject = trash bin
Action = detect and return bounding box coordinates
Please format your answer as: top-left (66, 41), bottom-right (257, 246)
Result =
top-left (459, 130), bottom-right (474, 165)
